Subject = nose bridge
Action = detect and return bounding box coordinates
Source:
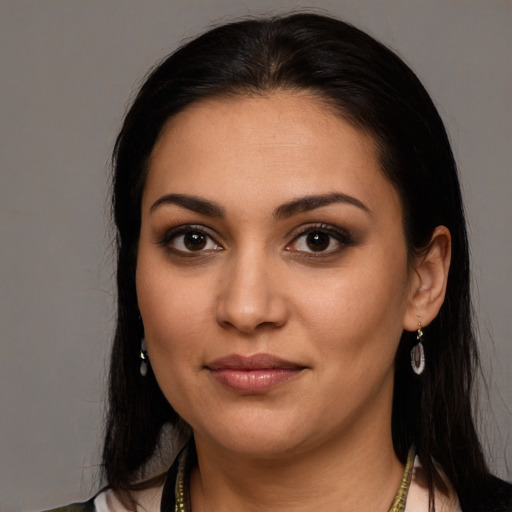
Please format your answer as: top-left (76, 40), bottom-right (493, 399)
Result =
top-left (216, 244), bottom-right (287, 332)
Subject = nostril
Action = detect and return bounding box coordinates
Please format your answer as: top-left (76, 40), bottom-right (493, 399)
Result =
top-left (215, 293), bottom-right (289, 333)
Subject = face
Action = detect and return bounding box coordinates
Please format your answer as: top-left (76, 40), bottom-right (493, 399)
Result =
top-left (136, 92), bottom-right (416, 459)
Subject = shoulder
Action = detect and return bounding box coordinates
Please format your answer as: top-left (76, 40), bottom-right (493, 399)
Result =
top-left (458, 476), bottom-right (512, 512)
top-left (42, 498), bottom-right (96, 512)
top-left (95, 487), bottom-right (163, 512)
top-left (406, 456), bottom-right (512, 512)
top-left (41, 484), bottom-right (163, 512)
top-left (406, 457), bottom-right (461, 512)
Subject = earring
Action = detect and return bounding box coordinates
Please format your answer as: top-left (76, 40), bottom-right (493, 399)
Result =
top-left (140, 336), bottom-right (148, 377)
top-left (139, 316), bottom-right (148, 377)
top-left (410, 324), bottom-right (425, 375)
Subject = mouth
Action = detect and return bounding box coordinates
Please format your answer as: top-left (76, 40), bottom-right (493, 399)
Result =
top-left (206, 354), bottom-right (307, 393)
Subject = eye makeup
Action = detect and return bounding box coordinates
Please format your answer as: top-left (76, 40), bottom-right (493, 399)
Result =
top-left (285, 223), bottom-right (355, 255)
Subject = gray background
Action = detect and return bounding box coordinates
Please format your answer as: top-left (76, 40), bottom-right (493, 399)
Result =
top-left (1, 1), bottom-right (510, 511)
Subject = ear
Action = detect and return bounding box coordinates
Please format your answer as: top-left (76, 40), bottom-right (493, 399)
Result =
top-left (403, 226), bottom-right (451, 331)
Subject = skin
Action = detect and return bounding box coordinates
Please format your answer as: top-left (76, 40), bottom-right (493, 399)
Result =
top-left (136, 91), bottom-right (451, 511)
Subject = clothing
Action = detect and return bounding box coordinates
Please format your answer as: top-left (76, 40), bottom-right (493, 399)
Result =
top-left (44, 500), bottom-right (96, 512)
top-left (45, 445), bottom-right (512, 512)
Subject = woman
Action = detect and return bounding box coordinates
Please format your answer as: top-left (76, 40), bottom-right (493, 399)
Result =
top-left (49, 12), bottom-right (511, 512)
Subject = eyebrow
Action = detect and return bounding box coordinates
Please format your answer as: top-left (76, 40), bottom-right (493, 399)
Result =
top-left (149, 191), bottom-right (370, 219)
top-left (150, 193), bottom-right (225, 217)
top-left (273, 193), bottom-right (371, 220)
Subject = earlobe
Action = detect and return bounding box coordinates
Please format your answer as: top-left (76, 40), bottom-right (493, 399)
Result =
top-left (403, 226), bottom-right (451, 331)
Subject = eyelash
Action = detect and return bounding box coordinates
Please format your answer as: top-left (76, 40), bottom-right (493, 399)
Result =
top-left (157, 223), bottom-right (353, 256)
top-left (157, 225), bottom-right (222, 256)
top-left (286, 223), bottom-right (354, 255)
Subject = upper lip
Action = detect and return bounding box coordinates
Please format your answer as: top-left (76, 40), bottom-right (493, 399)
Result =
top-left (206, 353), bottom-right (306, 370)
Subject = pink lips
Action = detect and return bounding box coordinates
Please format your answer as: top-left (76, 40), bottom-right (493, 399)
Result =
top-left (207, 354), bottom-right (306, 393)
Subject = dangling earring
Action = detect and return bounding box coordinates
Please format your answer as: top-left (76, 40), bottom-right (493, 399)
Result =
top-left (410, 324), bottom-right (425, 375)
top-left (139, 316), bottom-right (148, 377)
top-left (140, 337), bottom-right (148, 377)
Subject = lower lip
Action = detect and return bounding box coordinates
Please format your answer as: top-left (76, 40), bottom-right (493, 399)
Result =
top-left (209, 368), bottom-right (304, 393)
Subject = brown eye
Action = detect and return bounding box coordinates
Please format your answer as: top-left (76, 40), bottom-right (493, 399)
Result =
top-left (306, 232), bottom-right (330, 251)
top-left (184, 232), bottom-right (207, 251)
top-left (162, 227), bottom-right (222, 254)
top-left (285, 224), bottom-right (352, 255)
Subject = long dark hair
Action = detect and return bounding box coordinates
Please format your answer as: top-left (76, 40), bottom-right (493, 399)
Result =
top-left (104, 12), bottom-right (495, 508)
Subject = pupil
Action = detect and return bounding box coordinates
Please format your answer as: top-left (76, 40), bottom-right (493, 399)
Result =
top-left (306, 232), bottom-right (329, 251)
top-left (185, 232), bottom-right (206, 250)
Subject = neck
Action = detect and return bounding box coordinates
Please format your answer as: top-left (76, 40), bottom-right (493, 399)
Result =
top-left (189, 420), bottom-right (404, 512)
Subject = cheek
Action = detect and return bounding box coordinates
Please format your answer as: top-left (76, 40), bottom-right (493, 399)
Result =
top-left (298, 268), bottom-right (408, 327)
top-left (291, 251), bottom-right (410, 361)
top-left (136, 267), bottom-right (215, 415)
top-left (136, 263), bottom-right (214, 361)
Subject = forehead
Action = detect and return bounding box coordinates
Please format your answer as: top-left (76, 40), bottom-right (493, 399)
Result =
top-left (144, 92), bottom-right (401, 221)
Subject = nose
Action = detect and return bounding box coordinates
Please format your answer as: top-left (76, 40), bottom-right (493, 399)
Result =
top-left (215, 251), bottom-right (289, 333)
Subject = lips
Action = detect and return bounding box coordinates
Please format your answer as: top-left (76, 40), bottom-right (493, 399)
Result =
top-left (206, 354), bottom-right (306, 393)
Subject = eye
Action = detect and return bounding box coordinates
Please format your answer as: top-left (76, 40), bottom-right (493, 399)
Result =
top-left (300, 232), bottom-right (331, 252)
top-left (286, 225), bottom-right (352, 254)
top-left (159, 226), bottom-right (222, 254)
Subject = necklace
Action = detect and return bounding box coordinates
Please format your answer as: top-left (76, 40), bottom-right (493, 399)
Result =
top-left (388, 446), bottom-right (415, 512)
top-left (163, 444), bottom-right (415, 512)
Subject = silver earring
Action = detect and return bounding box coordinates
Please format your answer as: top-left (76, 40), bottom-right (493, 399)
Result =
top-left (139, 315), bottom-right (148, 377)
top-left (140, 336), bottom-right (148, 377)
top-left (410, 324), bottom-right (425, 375)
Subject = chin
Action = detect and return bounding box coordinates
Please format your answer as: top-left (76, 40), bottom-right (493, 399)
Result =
top-left (193, 412), bottom-right (322, 460)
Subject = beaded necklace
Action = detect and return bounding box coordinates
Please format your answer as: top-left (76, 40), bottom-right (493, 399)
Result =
top-left (163, 444), bottom-right (415, 512)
